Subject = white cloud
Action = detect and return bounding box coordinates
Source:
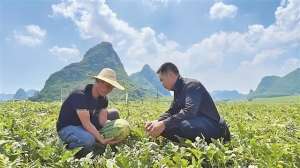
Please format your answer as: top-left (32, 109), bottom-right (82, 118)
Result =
top-left (49, 45), bottom-right (81, 62)
top-left (280, 0), bottom-right (288, 7)
top-left (242, 49), bottom-right (284, 66)
top-left (51, 0), bottom-right (300, 92)
top-left (51, 0), bottom-right (185, 73)
top-left (13, 24), bottom-right (47, 47)
top-left (209, 2), bottom-right (238, 19)
top-left (26, 25), bottom-right (47, 38)
top-left (280, 58), bottom-right (300, 74)
top-left (142, 0), bottom-right (181, 10)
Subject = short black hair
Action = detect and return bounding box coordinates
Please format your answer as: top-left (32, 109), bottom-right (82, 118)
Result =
top-left (156, 62), bottom-right (179, 75)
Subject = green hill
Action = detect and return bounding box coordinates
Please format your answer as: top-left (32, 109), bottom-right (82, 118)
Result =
top-left (32, 42), bottom-right (154, 101)
top-left (129, 64), bottom-right (170, 97)
top-left (13, 88), bottom-right (27, 100)
top-left (249, 68), bottom-right (300, 99)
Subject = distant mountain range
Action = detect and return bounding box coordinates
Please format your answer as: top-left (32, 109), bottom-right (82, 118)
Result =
top-left (31, 42), bottom-right (169, 101)
top-left (0, 89), bottom-right (38, 101)
top-left (2, 42), bottom-right (299, 101)
top-left (129, 64), bottom-right (170, 96)
top-left (248, 68), bottom-right (300, 99)
top-left (211, 90), bottom-right (246, 101)
top-left (211, 68), bottom-right (300, 100)
top-left (0, 93), bottom-right (14, 101)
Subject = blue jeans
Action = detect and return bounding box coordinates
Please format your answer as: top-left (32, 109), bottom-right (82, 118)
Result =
top-left (161, 115), bottom-right (223, 143)
top-left (58, 125), bottom-right (95, 150)
top-left (58, 110), bottom-right (120, 158)
top-left (58, 126), bottom-right (103, 158)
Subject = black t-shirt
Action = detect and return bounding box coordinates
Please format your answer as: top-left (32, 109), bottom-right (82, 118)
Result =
top-left (56, 84), bottom-right (108, 132)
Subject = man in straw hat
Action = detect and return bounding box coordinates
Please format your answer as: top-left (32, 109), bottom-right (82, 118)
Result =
top-left (56, 68), bottom-right (125, 158)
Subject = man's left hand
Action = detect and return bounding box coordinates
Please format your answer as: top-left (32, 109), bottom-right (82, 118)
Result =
top-left (147, 121), bottom-right (165, 138)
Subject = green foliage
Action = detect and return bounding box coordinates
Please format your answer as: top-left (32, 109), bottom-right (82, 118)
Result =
top-left (0, 100), bottom-right (299, 167)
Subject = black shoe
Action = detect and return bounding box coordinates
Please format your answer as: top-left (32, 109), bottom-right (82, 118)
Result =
top-left (74, 148), bottom-right (93, 159)
top-left (219, 118), bottom-right (231, 143)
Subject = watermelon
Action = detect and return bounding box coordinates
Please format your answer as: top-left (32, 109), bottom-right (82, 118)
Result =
top-left (100, 119), bottom-right (130, 141)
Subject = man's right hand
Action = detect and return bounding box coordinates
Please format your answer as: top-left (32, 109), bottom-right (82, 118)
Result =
top-left (144, 121), bottom-right (151, 131)
top-left (144, 120), bottom-right (158, 132)
top-left (99, 136), bottom-right (123, 145)
top-left (99, 136), bottom-right (114, 145)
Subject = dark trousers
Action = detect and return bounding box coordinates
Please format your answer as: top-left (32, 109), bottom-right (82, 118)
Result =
top-left (161, 115), bottom-right (230, 143)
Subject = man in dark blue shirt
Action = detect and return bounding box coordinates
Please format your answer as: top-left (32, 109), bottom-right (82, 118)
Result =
top-left (56, 68), bottom-right (125, 158)
top-left (145, 63), bottom-right (230, 143)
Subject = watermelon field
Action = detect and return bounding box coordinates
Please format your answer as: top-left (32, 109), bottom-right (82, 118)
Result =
top-left (0, 99), bottom-right (299, 167)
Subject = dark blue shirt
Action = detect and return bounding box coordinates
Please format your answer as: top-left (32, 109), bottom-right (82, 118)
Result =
top-left (56, 84), bottom-right (108, 132)
top-left (158, 76), bottom-right (220, 131)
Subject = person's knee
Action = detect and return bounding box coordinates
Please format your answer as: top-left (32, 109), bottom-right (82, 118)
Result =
top-left (178, 120), bottom-right (207, 141)
top-left (180, 120), bottom-right (191, 128)
top-left (108, 109), bottom-right (120, 120)
top-left (82, 134), bottom-right (95, 148)
top-left (161, 130), bottom-right (180, 142)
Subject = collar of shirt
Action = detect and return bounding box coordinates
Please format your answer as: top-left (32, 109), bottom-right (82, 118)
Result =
top-left (171, 75), bottom-right (184, 93)
top-left (84, 84), bottom-right (93, 98)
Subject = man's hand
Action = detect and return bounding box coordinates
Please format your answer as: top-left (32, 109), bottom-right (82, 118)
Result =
top-left (144, 120), bottom-right (159, 132)
top-left (99, 137), bottom-right (114, 145)
top-left (145, 120), bottom-right (165, 138)
top-left (99, 136), bottom-right (122, 145)
top-left (144, 121), bottom-right (154, 132)
top-left (106, 139), bottom-right (123, 145)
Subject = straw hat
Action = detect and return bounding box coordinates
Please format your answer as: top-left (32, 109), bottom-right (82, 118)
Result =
top-left (90, 68), bottom-right (125, 90)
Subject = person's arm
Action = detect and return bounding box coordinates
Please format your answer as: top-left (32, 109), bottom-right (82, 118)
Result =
top-left (146, 98), bottom-right (176, 134)
top-left (157, 99), bottom-right (177, 121)
top-left (98, 108), bottom-right (108, 127)
top-left (163, 85), bottom-right (202, 131)
top-left (77, 109), bottom-right (112, 144)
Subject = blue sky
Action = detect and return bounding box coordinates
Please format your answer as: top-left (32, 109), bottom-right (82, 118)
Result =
top-left (1, 0), bottom-right (300, 94)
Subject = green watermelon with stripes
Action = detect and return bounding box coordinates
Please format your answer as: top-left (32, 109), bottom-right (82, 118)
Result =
top-left (100, 119), bottom-right (130, 141)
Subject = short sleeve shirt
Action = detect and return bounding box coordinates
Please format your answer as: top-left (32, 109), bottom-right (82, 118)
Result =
top-left (56, 84), bottom-right (108, 132)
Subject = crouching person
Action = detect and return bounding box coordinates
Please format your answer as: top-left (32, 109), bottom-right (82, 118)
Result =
top-left (145, 63), bottom-right (230, 143)
top-left (56, 68), bottom-right (125, 158)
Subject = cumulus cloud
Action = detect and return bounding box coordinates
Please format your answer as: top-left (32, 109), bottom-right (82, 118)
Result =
top-left (49, 45), bottom-right (81, 62)
top-left (51, 0), bottom-right (185, 73)
top-left (241, 49), bottom-right (284, 66)
top-left (51, 0), bottom-right (300, 92)
top-left (209, 2), bottom-right (238, 19)
top-left (13, 24), bottom-right (47, 47)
